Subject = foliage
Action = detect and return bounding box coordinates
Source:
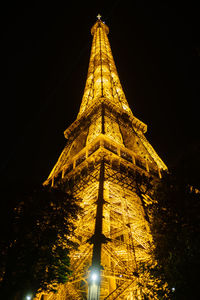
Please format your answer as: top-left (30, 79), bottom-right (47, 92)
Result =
top-left (0, 183), bottom-right (81, 299)
top-left (132, 145), bottom-right (200, 299)
top-left (137, 261), bottom-right (170, 299)
top-left (133, 171), bottom-right (170, 299)
top-left (150, 148), bottom-right (200, 299)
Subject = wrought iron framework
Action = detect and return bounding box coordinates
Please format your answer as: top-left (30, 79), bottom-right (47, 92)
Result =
top-left (38, 17), bottom-right (167, 300)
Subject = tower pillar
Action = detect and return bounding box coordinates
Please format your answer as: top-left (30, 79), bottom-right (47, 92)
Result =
top-left (88, 160), bottom-right (105, 300)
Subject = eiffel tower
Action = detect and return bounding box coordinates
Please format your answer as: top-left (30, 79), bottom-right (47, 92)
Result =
top-left (40, 15), bottom-right (167, 300)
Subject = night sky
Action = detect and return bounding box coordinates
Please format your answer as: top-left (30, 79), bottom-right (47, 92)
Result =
top-left (2, 1), bottom-right (200, 190)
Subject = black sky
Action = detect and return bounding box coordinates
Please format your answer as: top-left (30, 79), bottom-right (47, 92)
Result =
top-left (1, 1), bottom-right (200, 190)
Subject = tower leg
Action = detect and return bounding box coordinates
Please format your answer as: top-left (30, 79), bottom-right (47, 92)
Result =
top-left (88, 160), bottom-right (105, 300)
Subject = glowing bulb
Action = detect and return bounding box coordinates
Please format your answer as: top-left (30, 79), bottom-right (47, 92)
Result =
top-left (26, 296), bottom-right (32, 300)
top-left (122, 104), bottom-right (128, 111)
top-left (91, 272), bottom-right (98, 281)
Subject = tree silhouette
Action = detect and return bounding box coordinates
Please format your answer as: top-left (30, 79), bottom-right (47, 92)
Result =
top-left (151, 145), bottom-right (200, 299)
top-left (0, 183), bottom-right (81, 300)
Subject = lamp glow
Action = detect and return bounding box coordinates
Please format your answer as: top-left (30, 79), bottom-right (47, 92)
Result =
top-left (91, 272), bottom-right (98, 281)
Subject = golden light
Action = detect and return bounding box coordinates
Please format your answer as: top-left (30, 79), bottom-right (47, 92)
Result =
top-left (39, 17), bottom-right (168, 300)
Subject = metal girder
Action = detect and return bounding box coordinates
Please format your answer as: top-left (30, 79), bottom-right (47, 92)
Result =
top-left (38, 16), bottom-right (168, 300)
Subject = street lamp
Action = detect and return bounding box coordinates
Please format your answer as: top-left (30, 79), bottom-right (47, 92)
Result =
top-left (88, 267), bottom-right (101, 300)
top-left (91, 271), bottom-right (99, 282)
top-left (89, 267), bottom-right (100, 284)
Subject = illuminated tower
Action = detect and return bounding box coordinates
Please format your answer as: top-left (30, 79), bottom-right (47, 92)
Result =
top-left (42, 16), bottom-right (167, 300)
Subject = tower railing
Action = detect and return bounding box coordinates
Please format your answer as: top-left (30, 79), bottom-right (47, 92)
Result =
top-left (44, 134), bottom-right (162, 187)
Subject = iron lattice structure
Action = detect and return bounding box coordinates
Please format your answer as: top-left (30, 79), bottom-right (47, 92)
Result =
top-left (39, 18), bottom-right (167, 300)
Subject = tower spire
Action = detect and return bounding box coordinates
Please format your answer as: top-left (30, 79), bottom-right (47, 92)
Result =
top-left (78, 18), bottom-right (133, 118)
top-left (97, 13), bottom-right (101, 20)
